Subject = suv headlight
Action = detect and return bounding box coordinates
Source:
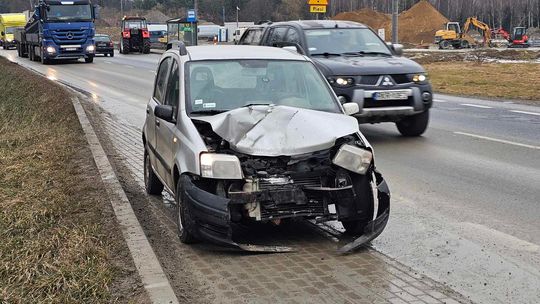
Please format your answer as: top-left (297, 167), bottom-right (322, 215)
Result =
top-left (332, 145), bottom-right (373, 175)
top-left (200, 153), bottom-right (243, 179)
top-left (328, 76), bottom-right (356, 87)
top-left (411, 73), bottom-right (428, 83)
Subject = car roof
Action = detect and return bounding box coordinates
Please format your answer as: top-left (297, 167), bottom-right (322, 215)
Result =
top-left (176, 45), bottom-right (308, 61)
top-left (271, 20), bottom-right (368, 29)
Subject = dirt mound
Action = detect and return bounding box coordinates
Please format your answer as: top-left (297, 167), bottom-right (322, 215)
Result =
top-left (393, 0), bottom-right (449, 44)
top-left (333, 8), bottom-right (390, 31)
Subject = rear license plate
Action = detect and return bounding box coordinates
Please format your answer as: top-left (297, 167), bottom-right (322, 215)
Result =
top-left (374, 91), bottom-right (409, 101)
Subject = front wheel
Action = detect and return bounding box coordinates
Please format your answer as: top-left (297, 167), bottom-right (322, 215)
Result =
top-left (144, 150), bottom-right (163, 195)
top-left (396, 110), bottom-right (430, 137)
top-left (439, 40), bottom-right (451, 49)
top-left (176, 177), bottom-right (198, 244)
top-left (110, 51), bottom-right (114, 57)
top-left (85, 56), bottom-right (94, 63)
top-left (336, 171), bottom-right (375, 236)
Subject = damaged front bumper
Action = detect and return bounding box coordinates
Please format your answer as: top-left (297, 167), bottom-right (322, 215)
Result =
top-left (181, 171), bottom-right (390, 253)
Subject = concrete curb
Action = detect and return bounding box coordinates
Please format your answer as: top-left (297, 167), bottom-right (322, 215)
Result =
top-left (71, 96), bottom-right (179, 304)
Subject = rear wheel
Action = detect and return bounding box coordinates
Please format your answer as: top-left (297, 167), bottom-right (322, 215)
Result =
top-left (176, 177), bottom-right (198, 244)
top-left (396, 110), bottom-right (430, 137)
top-left (121, 40), bottom-right (130, 54)
top-left (143, 40), bottom-right (151, 54)
top-left (144, 150), bottom-right (164, 195)
top-left (439, 40), bottom-right (451, 49)
top-left (460, 40), bottom-right (470, 49)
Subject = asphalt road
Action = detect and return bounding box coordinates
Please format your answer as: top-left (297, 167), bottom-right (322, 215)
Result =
top-left (2, 49), bottom-right (539, 304)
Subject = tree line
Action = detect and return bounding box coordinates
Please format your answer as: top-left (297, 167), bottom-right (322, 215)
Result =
top-left (1, 0), bottom-right (539, 31)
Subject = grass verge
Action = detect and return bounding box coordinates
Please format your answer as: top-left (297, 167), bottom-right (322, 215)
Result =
top-left (424, 62), bottom-right (540, 104)
top-left (0, 58), bottom-right (141, 303)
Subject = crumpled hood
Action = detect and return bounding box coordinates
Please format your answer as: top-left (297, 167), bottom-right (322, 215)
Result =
top-left (313, 56), bottom-right (425, 76)
top-left (193, 105), bottom-right (359, 157)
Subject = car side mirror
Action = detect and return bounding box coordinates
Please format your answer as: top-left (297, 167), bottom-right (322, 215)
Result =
top-left (391, 43), bottom-right (404, 56)
top-left (1, 32), bottom-right (4, 36)
top-left (154, 105), bottom-right (176, 123)
top-left (343, 103), bottom-right (360, 116)
top-left (93, 5), bottom-right (100, 20)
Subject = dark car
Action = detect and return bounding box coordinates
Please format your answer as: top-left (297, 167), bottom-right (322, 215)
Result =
top-left (94, 34), bottom-right (114, 57)
top-left (242, 20), bottom-right (434, 136)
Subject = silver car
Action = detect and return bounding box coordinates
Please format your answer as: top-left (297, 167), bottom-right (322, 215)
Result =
top-left (142, 44), bottom-right (390, 251)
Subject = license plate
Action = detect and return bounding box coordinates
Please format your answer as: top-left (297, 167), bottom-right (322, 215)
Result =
top-left (374, 91), bottom-right (409, 101)
top-left (65, 48), bottom-right (77, 51)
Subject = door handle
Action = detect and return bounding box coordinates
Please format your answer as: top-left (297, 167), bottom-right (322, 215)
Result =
top-left (156, 120), bottom-right (160, 127)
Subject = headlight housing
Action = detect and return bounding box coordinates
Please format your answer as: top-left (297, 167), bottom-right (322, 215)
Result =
top-left (332, 144), bottom-right (373, 175)
top-left (328, 76), bottom-right (356, 87)
top-left (46, 46), bottom-right (56, 54)
top-left (86, 45), bottom-right (96, 52)
top-left (200, 153), bottom-right (243, 179)
top-left (411, 73), bottom-right (428, 83)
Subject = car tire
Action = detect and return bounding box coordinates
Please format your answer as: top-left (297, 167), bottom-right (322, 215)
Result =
top-left (338, 171), bottom-right (374, 236)
top-left (396, 110), bottom-right (430, 137)
top-left (176, 177), bottom-right (199, 244)
top-left (460, 40), bottom-right (470, 49)
top-left (85, 56), bottom-right (94, 63)
top-left (41, 54), bottom-right (49, 65)
top-left (110, 51), bottom-right (114, 57)
top-left (121, 40), bottom-right (130, 54)
top-left (439, 40), bottom-right (451, 49)
top-left (144, 150), bottom-right (164, 195)
top-left (143, 40), bottom-right (151, 54)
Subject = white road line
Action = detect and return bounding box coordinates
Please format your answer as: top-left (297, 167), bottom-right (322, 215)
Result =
top-left (461, 103), bottom-right (493, 109)
top-left (434, 99), bottom-right (447, 103)
top-left (510, 110), bottom-right (540, 116)
top-left (454, 132), bottom-right (540, 150)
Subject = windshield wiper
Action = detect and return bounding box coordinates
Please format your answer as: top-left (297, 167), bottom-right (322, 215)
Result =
top-left (311, 52), bottom-right (342, 57)
top-left (190, 109), bottom-right (227, 115)
top-left (242, 103), bottom-right (273, 108)
top-left (343, 51), bottom-right (392, 57)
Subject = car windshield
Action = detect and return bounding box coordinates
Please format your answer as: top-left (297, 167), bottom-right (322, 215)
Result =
top-left (306, 28), bottom-right (391, 56)
top-left (6, 27), bottom-right (16, 34)
top-left (95, 36), bottom-right (110, 42)
top-left (187, 60), bottom-right (341, 115)
top-left (46, 4), bottom-right (92, 22)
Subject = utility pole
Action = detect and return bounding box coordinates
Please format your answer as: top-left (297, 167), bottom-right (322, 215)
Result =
top-left (391, 0), bottom-right (398, 44)
top-left (194, 0), bottom-right (198, 17)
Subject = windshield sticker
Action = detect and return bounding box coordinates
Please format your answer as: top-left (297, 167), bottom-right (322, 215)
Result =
top-left (203, 103), bottom-right (216, 109)
top-left (195, 99), bottom-right (203, 105)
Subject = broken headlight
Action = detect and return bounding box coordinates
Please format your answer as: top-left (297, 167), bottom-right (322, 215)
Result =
top-left (200, 153), bottom-right (243, 179)
top-left (332, 145), bottom-right (373, 175)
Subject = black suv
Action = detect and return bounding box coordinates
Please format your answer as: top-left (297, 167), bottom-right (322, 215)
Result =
top-left (241, 20), bottom-right (433, 136)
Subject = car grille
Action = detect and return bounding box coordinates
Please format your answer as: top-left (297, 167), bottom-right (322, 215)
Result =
top-left (358, 74), bottom-right (411, 86)
top-left (52, 29), bottom-right (87, 44)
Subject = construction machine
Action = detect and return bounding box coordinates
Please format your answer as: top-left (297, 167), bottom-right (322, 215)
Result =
top-left (435, 17), bottom-right (491, 49)
top-left (508, 27), bottom-right (529, 48)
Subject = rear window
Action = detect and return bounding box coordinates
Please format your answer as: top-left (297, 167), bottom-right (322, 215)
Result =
top-left (240, 28), bottom-right (263, 45)
top-left (95, 36), bottom-right (110, 42)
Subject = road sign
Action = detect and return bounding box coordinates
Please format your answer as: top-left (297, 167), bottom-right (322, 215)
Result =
top-left (308, 0), bottom-right (328, 5)
top-left (310, 5), bottom-right (327, 13)
top-left (187, 9), bottom-right (197, 22)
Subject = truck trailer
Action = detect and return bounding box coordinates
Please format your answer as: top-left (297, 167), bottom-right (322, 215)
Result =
top-left (16, 0), bottom-right (99, 64)
top-left (0, 13), bottom-right (27, 50)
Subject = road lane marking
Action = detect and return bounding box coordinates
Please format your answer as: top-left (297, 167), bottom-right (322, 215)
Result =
top-left (454, 132), bottom-right (540, 150)
top-left (434, 99), bottom-right (447, 103)
top-left (461, 103), bottom-right (493, 109)
top-left (510, 110), bottom-right (540, 116)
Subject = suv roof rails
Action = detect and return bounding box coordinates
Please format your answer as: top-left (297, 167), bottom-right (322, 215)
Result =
top-left (167, 40), bottom-right (188, 56)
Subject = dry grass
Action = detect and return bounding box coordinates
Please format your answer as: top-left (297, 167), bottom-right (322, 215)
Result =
top-left (0, 58), bottom-right (123, 302)
top-left (424, 62), bottom-right (540, 104)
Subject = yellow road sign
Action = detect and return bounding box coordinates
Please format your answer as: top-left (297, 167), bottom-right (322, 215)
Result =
top-left (308, 0), bottom-right (328, 5)
top-left (310, 5), bottom-right (327, 13)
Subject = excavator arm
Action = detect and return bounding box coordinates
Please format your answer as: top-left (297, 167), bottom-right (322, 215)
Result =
top-left (462, 17), bottom-right (492, 46)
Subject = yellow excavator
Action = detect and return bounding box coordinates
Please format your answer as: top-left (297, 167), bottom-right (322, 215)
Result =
top-left (435, 17), bottom-right (491, 49)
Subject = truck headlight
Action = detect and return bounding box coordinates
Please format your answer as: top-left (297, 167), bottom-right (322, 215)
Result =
top-left (332, 145), bottom-right (373, 175)
top-left (46, 46), bottom-right (56, 54)
top-left (6, 38), bottom-right (13, 42)
top-left (86, 45), bottom-right (96, 52)
top-left (200, 153), bottom-right (243, 179)
top-left (328, 76), bottom-right (356, 87)
top-left (411, 73), bottom-right (428, 83)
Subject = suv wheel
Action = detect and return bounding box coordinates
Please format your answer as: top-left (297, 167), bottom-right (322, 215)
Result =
top-left (176, 178), bottom-right (198, 244)
top-left (84, 55), bottom-right (94, 63)
top-left (396, 110), bottom-right (430, 137)
top-left (144, 150), bottom-right (164, 195)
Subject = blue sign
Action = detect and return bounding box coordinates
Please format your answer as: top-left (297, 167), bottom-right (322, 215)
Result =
top-left (187, 9), bottom-right (197, 22)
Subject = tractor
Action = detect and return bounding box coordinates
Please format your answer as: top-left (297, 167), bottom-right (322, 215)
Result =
top-left (120, 16), bottom-right (150, 54)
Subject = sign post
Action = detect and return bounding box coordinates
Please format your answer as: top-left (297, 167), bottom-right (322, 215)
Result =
top-left (187, 9), bottom-right (197, 46)
top-left (308, 0), bottom-right (328, 19)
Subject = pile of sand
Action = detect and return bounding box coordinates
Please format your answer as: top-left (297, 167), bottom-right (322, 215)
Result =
top-left (333, 0), bottom-right (450, 45)
top-left (333, 8), bottom-right (390, 32)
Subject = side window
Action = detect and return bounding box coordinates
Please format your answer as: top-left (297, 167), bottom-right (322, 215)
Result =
top-left (241, 30), bottom-right (254, 44)
top-left (164, 60), bottom-right (180, 119)
top-left (153, 58), bottom-right (172, 103)
top-left (285, 28), bottom-right (301, 44)
top-left (268, 27), bottom-right (288, 45)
